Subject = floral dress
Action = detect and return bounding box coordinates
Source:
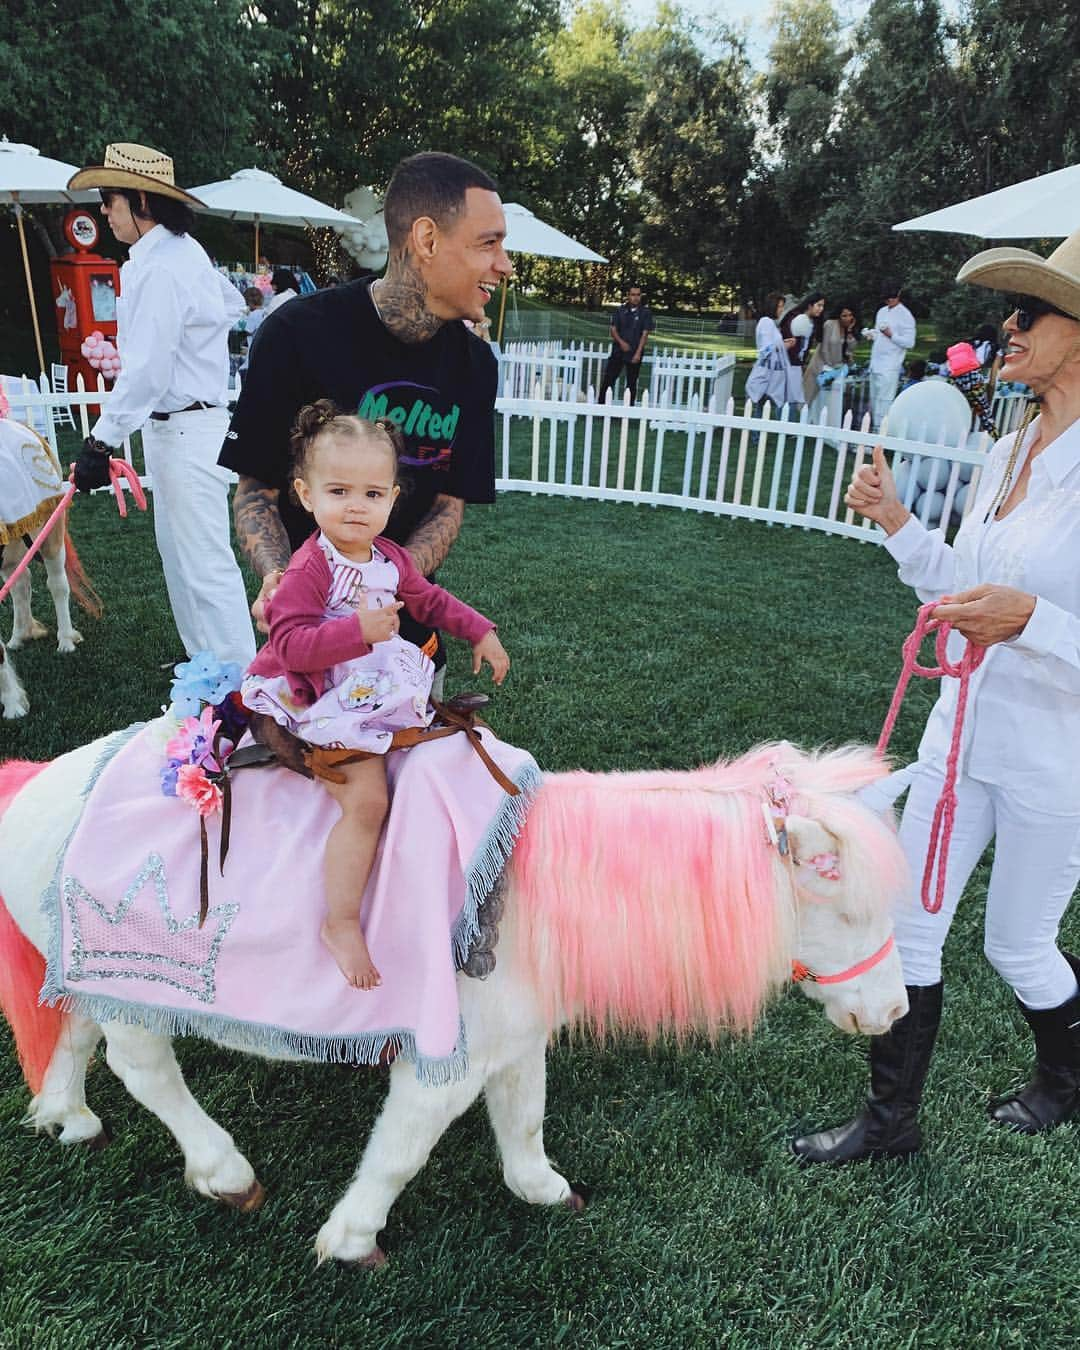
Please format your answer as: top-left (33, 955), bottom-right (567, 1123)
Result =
top-left (241, 534), bottom-right (435, 752)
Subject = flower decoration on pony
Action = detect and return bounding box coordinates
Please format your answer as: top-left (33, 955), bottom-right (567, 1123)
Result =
top-left (159, 652), bottom-right (252, 924)
top-left (160, 652), bottom-right (247, 817)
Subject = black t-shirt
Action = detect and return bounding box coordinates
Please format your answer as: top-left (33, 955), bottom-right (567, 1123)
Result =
top-left (219, 280), bottom-right (498, 662)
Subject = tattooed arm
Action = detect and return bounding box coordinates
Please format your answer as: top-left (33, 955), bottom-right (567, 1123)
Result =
top-left (233, 475), bottom-right (292, 631)
top-left (404, 493), bottom-right (464, 576)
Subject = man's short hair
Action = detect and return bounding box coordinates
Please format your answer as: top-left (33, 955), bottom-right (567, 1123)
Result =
top-left (383, 152), bottom-right (499, 251)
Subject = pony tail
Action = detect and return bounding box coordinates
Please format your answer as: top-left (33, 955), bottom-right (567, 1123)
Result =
top-left (373, 417), bottom-right (405, 467)
top-left (289, 398), bottom-right (343, 484)
top-left (63, 528), bottom-right (102, 619)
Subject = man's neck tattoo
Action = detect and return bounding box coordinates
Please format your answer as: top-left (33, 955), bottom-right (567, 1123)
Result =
top-left (371, 257), bottom-right (444, 344)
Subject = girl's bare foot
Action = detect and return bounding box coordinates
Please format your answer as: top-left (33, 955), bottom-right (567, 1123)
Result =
top-left (321, 919), bottom-right (382, 989)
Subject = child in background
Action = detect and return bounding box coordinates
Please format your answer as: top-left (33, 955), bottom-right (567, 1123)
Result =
top-left (242, 401), bottom-right (509, 989)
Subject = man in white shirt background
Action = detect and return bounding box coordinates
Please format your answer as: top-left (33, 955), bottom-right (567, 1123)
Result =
top-left (865, 281), bottom-right (917, 432)
top-left (68, 143), bottom-right (255, 667)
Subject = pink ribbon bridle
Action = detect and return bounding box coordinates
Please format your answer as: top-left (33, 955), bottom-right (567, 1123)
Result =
top-left (876, 602), bottom-right (986, 913)
top-left (791, 934), bottom-right (895, 986)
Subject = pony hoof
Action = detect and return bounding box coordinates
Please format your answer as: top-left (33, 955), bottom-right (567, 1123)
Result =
top-left (354, 1244), bottom-right (387, 1270)
top-left (219, 1179), bottom-right (266, 1212)
top-left (84, 1128), bottom-right (110, 1151)
top-left (564, 1188), bottom-right (589, 1213)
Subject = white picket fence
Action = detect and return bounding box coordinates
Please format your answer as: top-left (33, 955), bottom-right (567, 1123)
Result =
top-left (3, 371), bottom-right (1034, 546)
top-left (496, 388), bottom-right (1001, 543)
top-left (0, 371), bottom-right (243, 485)
top-left (498, 341), bottom-right (735, 412)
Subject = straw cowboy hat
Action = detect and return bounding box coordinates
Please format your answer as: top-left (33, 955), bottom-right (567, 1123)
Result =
top-left (957, 226), bottom-right (1080, 321)
top-left (67, 142), bottom-right (204, 207)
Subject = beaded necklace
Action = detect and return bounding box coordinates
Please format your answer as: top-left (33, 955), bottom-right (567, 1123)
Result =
top-left (985, 400), bottom-right (1040, 522)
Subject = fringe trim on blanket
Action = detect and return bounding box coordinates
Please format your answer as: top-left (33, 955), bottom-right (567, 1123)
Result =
top-left (0, 494), bottom-right (64, 547)
top-left (39, 724), bottom-right (146, 1009)
top-left (453, 759), bottom-right (542, 972)
top-left (36, 987), bottom-right (470, 1085)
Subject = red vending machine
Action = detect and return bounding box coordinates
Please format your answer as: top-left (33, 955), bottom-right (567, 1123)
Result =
top-left (49, 209), bottom-right (121, 390)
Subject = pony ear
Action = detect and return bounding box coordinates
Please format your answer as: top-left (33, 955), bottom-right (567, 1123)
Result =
top-left (785, 815), bottom-right (843, 891)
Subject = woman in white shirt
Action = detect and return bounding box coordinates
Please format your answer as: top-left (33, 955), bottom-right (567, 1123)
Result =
top-left (264, 267), bottom-right (300, 316)
top-left (745, 292), bottom-right (796, 411)
top-left (794, 227), bottom-right (1080, 1164)
top-left (779, 293), bottom-right (825, 407)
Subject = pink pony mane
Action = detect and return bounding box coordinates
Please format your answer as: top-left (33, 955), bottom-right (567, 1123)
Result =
top-left (510, 742), bottom-right (907, 1040)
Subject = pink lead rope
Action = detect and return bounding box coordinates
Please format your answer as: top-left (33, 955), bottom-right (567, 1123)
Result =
top-left (875, 601), bottom-right (986, 914)
top-left (0, 458), bottom-right (146, 607)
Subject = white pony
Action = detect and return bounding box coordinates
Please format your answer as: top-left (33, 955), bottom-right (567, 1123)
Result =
top-left (0, 733), bottom-right (909, 1267)
top-left (0, 419), bottom-right (99, 717)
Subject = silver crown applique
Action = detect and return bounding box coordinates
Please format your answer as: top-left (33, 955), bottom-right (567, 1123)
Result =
top-left (63, 853), bottom-right (238, 1004)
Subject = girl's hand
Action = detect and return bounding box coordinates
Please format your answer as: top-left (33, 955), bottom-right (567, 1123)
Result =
top-left (358, 601), bottom-right (403, 644)
top-left (844, 445), bottom-right (911, 535)
top-left (473, 630), bottom-right (510, 685)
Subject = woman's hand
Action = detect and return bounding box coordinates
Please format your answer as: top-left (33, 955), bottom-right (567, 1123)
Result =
top-left (844, 445), bottom-right (911, 535)
top-left (473, 630), bottom-right (510, 685)
top-left (933, 585), bottom-right (1037, 646)
top-left (783, 336), bottom-right (797, 349)
top-left (358, 601), bottom-right (403, 644)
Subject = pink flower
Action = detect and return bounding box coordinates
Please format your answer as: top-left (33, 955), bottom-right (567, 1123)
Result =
top-left (166, 706), bottom-right (222, 771)
top-left (176, 763), bottom-right (223, 817)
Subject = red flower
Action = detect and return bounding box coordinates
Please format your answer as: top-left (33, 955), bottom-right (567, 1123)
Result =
top-left (176, 763), bottom-right (224, 817)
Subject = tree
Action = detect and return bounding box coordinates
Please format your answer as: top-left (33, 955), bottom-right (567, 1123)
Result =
top-left (754, 0), bottom-right (847, 294)
top-left (631, 6), bottom-right (756, 309)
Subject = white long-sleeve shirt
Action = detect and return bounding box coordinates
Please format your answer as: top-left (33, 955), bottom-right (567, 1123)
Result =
top-left (883, 414), bottom-right (1080, 814)
top-left (868, 302), bottom-right (916, 375)
top-left (93, 225), bottom-right (245, 447)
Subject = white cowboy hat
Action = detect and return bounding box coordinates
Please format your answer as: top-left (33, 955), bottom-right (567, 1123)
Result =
top-left (67, 142), bottom-right (204, 207)
top-left (957, 226), bottom-right (1080, 321)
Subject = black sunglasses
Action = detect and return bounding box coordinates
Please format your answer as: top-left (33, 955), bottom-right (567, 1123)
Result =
top-left (1012, 295), bottom-right (1074, 331)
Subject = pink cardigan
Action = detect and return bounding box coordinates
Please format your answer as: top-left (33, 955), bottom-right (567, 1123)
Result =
top-left (246, 533), bottom-right (495, 706)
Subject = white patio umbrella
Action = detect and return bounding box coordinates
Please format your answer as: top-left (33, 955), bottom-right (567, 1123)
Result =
top-left (0, 140), bottom-right (97, 374)
top-left (187, 168), bottom-right (361, 270)
top-left (893, 164), bottom-right (1080, 239)
top-left (496, 203), bottom-right (608, 340)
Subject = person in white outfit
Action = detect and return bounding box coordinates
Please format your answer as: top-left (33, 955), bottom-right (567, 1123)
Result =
top-left (794, 226), bottom-right (1080, 1164)
top-left (865, 282), bottom-right (917, 432)
top-left (67, 143), bottom-right (255, 667)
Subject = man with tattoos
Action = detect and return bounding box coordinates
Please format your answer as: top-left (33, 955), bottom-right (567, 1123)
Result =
top-left (219, 152), bottom-right (512, 688)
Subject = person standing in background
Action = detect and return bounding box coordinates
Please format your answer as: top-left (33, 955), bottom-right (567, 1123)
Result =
top-left (865, 282), bottom-right (917, 431)
top-left (264, 268), bottom-right (300, 316)
top-left (67, 142), bottom-right (255, 667)
top-left (598, 285), bottom-right (654, 405)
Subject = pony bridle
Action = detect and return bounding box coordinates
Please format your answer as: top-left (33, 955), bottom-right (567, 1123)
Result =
top-left (763, 771), bottom-right (897, 987)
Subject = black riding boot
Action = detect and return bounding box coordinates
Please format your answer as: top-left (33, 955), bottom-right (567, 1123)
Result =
top-left (791, 982), bottom-right (943, 1164)
top-left (990, 953), bottom-right (1080, 1134)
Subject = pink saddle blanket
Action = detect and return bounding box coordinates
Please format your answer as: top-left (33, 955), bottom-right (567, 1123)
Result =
top-left (42, 721), bottom-right (540, 1081)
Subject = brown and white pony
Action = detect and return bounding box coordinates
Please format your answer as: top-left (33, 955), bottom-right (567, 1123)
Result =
top-left (0, 419), bottom-right (100, 718)
top-left (0, 732), bottom-right (908, 1266)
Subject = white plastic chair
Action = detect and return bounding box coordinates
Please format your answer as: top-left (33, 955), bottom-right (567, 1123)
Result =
top-left (49, 363), bottom-right (77, 430)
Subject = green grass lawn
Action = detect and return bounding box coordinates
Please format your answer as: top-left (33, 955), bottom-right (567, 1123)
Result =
top-left (1, 489), bottom-right (1076, 1348)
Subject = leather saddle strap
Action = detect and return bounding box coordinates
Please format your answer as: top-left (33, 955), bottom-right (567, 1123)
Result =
top-left (305, 700), bottom-right (520, 796)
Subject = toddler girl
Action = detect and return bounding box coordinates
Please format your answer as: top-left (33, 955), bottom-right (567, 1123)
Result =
top-left (242, 400), bottom-right (509, 988)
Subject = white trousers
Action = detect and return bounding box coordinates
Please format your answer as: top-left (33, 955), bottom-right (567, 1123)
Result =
top-left (869, 370), bottom-right (900, 432)
top-left (894, 767), bottom-right (1080, 1008)
top-left (141, 408), bottom-right (256, 667)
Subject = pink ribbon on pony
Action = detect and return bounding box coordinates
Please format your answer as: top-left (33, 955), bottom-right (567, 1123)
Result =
top-left (876, 601), bottom-right (986, 914)
top-left (0, 457), bottom-right (146, 607)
